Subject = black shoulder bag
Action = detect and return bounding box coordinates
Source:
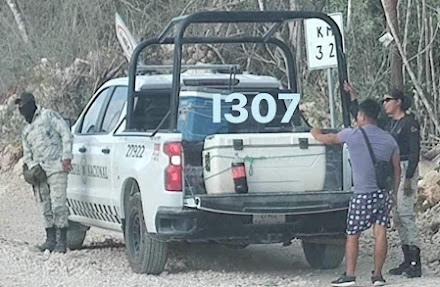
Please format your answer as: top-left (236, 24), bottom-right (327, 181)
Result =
top-left (359, 127), bottom-right (394, 190)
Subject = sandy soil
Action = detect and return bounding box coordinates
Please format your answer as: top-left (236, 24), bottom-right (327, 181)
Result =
top-left (1, 172), bottom-right (439, 287)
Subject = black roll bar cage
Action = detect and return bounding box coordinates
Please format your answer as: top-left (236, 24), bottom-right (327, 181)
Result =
top-left (127, 11), bottom-right (350, 131)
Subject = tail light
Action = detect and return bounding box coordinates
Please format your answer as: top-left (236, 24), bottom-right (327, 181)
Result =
top-left (231, 153), bottom-right (248, 194)
top-left (163, 142), bottom-right (182, 191)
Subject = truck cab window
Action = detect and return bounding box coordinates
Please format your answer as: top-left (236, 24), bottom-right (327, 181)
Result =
top-left (132, 90), bottom-right (171, 131)
top-left (229, 90), bottom-right (308, 133)
top-left (100, 86), bottom-right (128, 133)
top-left (79, 88), bottom-right (111, 134)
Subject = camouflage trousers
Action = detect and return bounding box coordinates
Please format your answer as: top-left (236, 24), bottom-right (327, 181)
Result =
top-left (392, 161), bottom-right (420, 247)
top-left (33, 172), bottom-right (69, 228)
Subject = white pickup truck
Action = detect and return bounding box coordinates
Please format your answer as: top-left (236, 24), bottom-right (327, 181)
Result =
top-left (66, 11), bottom-right (353, 274)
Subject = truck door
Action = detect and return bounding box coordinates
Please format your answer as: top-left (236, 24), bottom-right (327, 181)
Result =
top-left (91, 86), bottom-right (127, 221)
top-left (68, 87), bottom-right (112, 221)
top-left (80, 86), bottom-right (126, 223)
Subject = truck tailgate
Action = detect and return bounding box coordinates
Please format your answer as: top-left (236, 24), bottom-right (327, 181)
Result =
top-left (184, 191), bottom-right (351, 215)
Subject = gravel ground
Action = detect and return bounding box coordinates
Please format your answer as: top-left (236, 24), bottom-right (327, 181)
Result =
top-left (1, 173), bottom-right (439, 287)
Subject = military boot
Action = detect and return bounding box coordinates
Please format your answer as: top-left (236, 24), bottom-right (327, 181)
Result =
top-left (404, 245), bottom-right (422, 278)
top-left (53, 228), bottom-right (67, 253)
top-left (38, 227), bottom-right (57, 252)
top-left (389, 245), bottom-right (410, 275)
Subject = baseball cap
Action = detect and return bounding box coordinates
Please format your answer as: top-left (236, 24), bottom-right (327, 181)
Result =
top-left (14, 92), bottom-right (35, 105)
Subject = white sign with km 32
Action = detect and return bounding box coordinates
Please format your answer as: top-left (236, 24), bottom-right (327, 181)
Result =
top-left (304, 13), bottom-right (345, 70)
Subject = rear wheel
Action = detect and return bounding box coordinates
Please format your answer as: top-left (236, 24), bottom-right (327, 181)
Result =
top-left (66, 221), bottom-right (88, 250)
top-left (125, 193), bottom-right (168, 274)
top-left (302, 240), bottom-right (345, 269)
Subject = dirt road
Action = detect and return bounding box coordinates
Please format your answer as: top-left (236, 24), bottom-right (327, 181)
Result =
top-left (1, 173), bottom-right (439, 287)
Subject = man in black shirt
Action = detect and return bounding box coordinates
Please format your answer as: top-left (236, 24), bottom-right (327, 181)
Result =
top-left (346, 83), bottom-right (422, 278)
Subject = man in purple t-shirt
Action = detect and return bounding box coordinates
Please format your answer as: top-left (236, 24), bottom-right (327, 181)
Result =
top-left (311, 99), bottom-right (401, 287)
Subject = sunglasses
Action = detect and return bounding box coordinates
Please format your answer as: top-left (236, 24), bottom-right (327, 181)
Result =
top-left (382, 98), bottom-right (397, 103)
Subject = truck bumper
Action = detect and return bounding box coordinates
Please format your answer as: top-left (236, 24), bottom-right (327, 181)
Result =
top-left (155, 191), bottom-right (351, 243)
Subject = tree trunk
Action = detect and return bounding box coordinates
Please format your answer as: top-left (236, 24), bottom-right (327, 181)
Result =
top-left (428, 15), bottom-right (437, 116)
top-left (423, 0), bottom-right (431, 95)
top-left (288, 0), bottom-right (302, 94)
top-left (416, 1), bottom-right (424, 84)
top-left (257, 0), bottom-right (266, 11)
top-left (383, 0), bottom-right (403, 91)
top-left (346, 0), bottom-right (352, 32)
top-left (402, 0), bottom-right (411, 84)
top-left (5, 0), bottom-right (29, 44)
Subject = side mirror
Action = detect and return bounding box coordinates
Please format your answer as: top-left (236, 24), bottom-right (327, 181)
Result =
top-left (63, 118), bottom-right (73, 128)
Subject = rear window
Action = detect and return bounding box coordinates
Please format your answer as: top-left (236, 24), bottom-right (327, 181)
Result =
top-left (177, 89), bottom-right (310, 141)
top-left (131, 90), bottom-right (170, 131)
top-left (178, 96), bottom-right (229, 141)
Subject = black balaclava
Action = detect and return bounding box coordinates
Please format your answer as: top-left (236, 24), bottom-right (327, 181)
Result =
top-left (19, 101), bottom-right (37, 123)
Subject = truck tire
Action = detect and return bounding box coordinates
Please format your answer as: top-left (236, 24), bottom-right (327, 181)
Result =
top-left (125, 193), bottom-right (168, 274)
top-left (67, 229), bottom-right (87, 250)
top-left (66, 221), bottom-right (88, 250)
top-left (302, 241), bottom-right (345, 269)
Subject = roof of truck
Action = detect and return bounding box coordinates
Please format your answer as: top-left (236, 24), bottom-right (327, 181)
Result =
top-left (100, 73), bottom-right (282, 91)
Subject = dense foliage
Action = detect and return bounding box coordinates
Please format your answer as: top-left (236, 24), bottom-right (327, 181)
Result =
top-left (0, 0), bottom-right (439, 150)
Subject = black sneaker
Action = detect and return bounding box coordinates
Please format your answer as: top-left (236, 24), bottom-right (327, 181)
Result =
top-left (371, 273), bottom-right (386, 286)
top-left (331, 274), bottom-right (356, 287)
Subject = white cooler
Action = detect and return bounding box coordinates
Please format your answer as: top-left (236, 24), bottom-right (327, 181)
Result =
top-left (202, 133), bottom-right (326, 194)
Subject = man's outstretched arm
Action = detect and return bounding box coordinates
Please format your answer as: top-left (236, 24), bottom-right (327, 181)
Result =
top-left (311, 127), bottom-right (342, 145)
top-left (344, 81), bottom-right (359, 120)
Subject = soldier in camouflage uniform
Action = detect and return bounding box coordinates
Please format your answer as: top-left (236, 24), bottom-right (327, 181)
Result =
top-left (16, 92), bottom-right (73, 253)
